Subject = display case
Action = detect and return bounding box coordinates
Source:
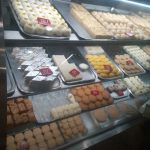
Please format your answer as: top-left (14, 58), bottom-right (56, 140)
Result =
top-left (1, 0), bottom-right (150, 150)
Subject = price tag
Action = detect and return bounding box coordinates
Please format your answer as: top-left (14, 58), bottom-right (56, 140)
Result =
top-left (69, 69), bottom-right (80, 77)
top-left (126, 32), bottom-right (134, 37)
top-left (104, 65), bottom-right (113, 72)
top-left (91, 90), bottom-right (99, 96)
top-left (37, 17), bottom-right (51, 26)
top-left (39, 68), bottom-right (53, 76)
top-left (126, 60), bottom-right (134, 65)
top-left (116, 90), bottom-right (124, 96)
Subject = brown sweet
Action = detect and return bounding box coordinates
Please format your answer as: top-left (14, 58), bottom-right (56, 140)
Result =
top-left (29, 144), bottom-right (38, 150)
top-left (7, 106), bottom-right (11, 114)
top-left (59, 115), bottom-right (86, 140)
top-left (35, 134), bottom-right (44, 143)
top-left (50, 123), bottom-right (58, 131)
top-left (24, 130), bottom-right (33, 139)
top-left (7, 143), bottom-right (17, 150)
top-left (18, 103), bottom-right (26, 113)
top-left (15, 133), bottom-right (24, 143)
top-left (41, 125), bottom-right (50, 134)
top-left (27, 111), bottom-right (36, 122)
top-left (10, 104), bottom-right (19, 114)
top-left (52, 130), bottom-right (61, 138)
top-left (106, 105), bottom-right (120, 119)
top-left (55, 137), bottom-right (64, 145)
top-left (33, 128), bottom-right (42, 136)
top-left (26, 137), bottom-right (36, 145)
top-left (7, 115), bottom-right (14, 128)
top-left (15, 98), bottom-right (25, 104)
top-left (47, 139), bottom-right (57, 148)
top-left (7, 136), bottom-right (15, 145)
top-left (44, 132), bottom-right (53, 141)
top-left (13, 114), bottom-right (22, 125)
top-left (93, 109), bottom-right (108, 122)
top-left (23, 100), bottom-right (33, 110)
top-left (38, 142), bottom-right (48, 149)
top-left (20, 113), bottom-right (29, 123)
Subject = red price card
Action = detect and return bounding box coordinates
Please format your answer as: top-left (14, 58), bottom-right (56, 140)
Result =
top-left (39, 68), bottom-right (53, 76)
top-left (37, 17), bottom-right (51, 26)
top-left (91, 90), bottom-right (99, 96)
top-left (69, 69), bottom-right (80, 77)
top-left (126, 60), bottom-right (134, 65)
top-left (104, 65), bottom-right (113, 72)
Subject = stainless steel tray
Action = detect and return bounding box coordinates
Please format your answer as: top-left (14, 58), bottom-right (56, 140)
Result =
top-left (9, 1), bottom-right (70, 39)
top-left (115, 61), bottom-right (146, 77)
top-left (6, 49), bottom-right (61, 95)
top-left (84, 53), bottom-right (124, 80)
top-left (47, 47), bottom-right (96, 85)
top-left (123, 47), bottom-right (150, 72)
top-left (53, 0), bottom-right (113, 40)
top-left (103, 80), bottom-right (130, 100)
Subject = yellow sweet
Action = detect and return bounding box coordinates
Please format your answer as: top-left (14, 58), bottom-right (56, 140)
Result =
top-left (86, 54), bottom-right (120, 78)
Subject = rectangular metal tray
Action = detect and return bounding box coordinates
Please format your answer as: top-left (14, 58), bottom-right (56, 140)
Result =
top-left (9, 1), bottom-right (71, 39)
top-left (6, 57), bottom-right (15, 97)
top-left (103, 80), bottom-right (130, 100)
top-left (46, 46), bottom-right (96, 85)
top-left (6, 48), bottom-right (61, 95)
top-left (122, 46), bottom-right (150, 72)
top-left (83, 52), bottom-right (124, 80)
top-left (53, 0), bottom-right (113, 40)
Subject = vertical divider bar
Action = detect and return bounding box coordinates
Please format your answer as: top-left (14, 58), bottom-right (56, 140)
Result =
top-left (0, 0), bottom-right (6, 150)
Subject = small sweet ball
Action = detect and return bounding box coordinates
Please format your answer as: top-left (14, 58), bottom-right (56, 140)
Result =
top-left (79, 63), bottom-right (89, 70)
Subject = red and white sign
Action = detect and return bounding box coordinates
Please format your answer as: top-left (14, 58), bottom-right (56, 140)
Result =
top-left (37, 17), bottom-right (51, 26)
top-left (39, 68), bottom-right (53, 76)
top-left (126, 60), bottom-right (134, 65)
top-left (69, 69), bottom-right (80, 77)
top-left (104, 65), bottom-right (113, 72)
top-left (91, 90), bottom-right (99, 96)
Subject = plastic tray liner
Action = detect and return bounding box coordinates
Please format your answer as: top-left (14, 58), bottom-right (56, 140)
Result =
top-left (29, 89), bottom-right (70, 123)
top-left (6, 48), bottom-right (60, 94)
top-left (90, 108), bottom-right (113, 129)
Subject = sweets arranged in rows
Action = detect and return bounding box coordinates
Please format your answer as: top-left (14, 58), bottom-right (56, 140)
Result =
top-left (91, 11), bottom-right (148, 39)
top-left (114, 54), bottom-right (145, 75)
top-left (7, 115), bottom-right (86, 150)
top-left (70, 2), bottom-right (111, 39)
top-left (70, 3), bottom-right (149, 39)
top-left (123, 46), bottom-right (150, 70)
top-left (86, 54), bottom-right (122, 79)
top-left (11, 0), bottom-right (71, 37)
top-left (142, 46), bottom-right (150, 56)
top-left (91, 101), bottom-right (138, 125)
top-left (70, 83), bottom-right (113, 111)
top-left (124, 76), bottom-right (150, 96)
top-left (7, 122), bottom-right (64, 150)
top-left (11, 47), bottom-right (59, 90)
top-left (7, 98), bottom-right (36, 129)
